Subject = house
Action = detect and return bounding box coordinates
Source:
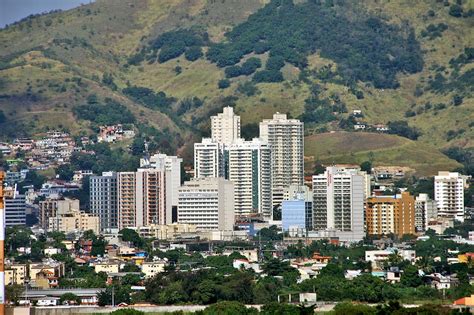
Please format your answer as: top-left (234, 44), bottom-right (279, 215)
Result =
top-left (458, 253), bottom-right (474, 263)
top-left (34, 270), bottom-right (59, 289)
top-left (44, 247), bottom-right (62, 257)
top-left (5, 263), bottom-right (27, 285)
top-left (365, 249), bottom-right (416, 270)
top-left (233, 259), bottom-right (262, 273)
top-left (29, 262), bottom-right (65, 279)
top-left (454, 294), bottom-right (474, 306)
top-left (428, 273), bottom-right (453, 290)
top-left (94, 260), bottom-right (121, 274)
top-left (141, 260), bottom-right (167, 278)
top-left (345, 270), bottom-right (362, 280)
top-left (386, 267), bottom-right (402, 283)
top-left (354, 123), bottom-right (366, 130)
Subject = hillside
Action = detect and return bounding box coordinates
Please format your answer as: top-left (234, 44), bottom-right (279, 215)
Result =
top-left (304, 132), bottom-right (461, 176)
top-left (0, 0), bottom-right (473, 174)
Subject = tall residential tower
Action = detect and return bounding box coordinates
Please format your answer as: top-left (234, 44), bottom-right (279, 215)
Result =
top-left (260, 113), bottom-right (304, 206)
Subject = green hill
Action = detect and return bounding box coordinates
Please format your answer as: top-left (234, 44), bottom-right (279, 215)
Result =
top-left (0, 0), bottom-right (472, 175)
top-left (305, 132), bottom-right (461, 176)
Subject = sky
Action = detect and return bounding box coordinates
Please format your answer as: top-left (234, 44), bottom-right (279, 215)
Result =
top-left (0, 0), bottom-right (93, 28)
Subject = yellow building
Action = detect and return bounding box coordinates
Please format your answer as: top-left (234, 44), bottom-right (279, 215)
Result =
top-left (136, 223), bottom-right (197, 240)
top-left (5, 264), bottom-right (27, 285)
top-left (48, 209), bottom-right (100, 234)
top-left (29, 262), bottom-right (65, 279)
top-left (94, 261), bottom-right (121, 274)
top-left (366, 192), bottom-right (416, 237)
top-left (39, 198), bottom-right (80, 229)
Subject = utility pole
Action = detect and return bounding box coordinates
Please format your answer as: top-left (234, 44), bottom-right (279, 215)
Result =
top-left (0, 171), bottom-right (5, 314)
top-left (111, 285), bottom-right (115, 307)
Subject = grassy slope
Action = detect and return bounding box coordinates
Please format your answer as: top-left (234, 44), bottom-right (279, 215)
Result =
top-left (305, 132), bottom-right (461, 176)
top-left (0, 0), bottom-right (471, 174)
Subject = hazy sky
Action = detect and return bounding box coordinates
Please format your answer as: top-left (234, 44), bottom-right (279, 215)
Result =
top-left (0, 0), bottom-right (93, 28)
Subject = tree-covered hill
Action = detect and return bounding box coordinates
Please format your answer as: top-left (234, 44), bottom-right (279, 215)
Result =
top-left (0, 0), bottom-right (472, 174)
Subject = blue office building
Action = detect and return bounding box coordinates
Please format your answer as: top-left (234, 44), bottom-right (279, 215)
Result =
top-left (282, 200), bottom-right (312, 231)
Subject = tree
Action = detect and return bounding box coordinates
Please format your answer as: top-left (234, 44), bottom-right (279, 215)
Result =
top-left (185, 46), bottom-right (203, 61)
top-left (360, 161), bottom-right (372, 174)
top-left (449, 4), bottom-right (463, 17)
top-left (56, 164), bottom-right (74, 180)
top-left (400, 265), bottom-right (423, 287)
top-left (6, 285), bottom-right (24, 305)
top-left (119, 228), bottom-right (144, 248)
top-left (0, 110), bottom-right (6, 123)
top-left (218, 79), bottom-right (230, 89)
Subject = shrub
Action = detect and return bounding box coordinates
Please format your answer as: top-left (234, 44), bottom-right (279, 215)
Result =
top-left (218, 79), bottom-right (230, 89)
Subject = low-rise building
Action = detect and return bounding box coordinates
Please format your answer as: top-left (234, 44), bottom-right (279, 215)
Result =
top-left (141, 260), bottom-right (167, 278)
top-left (94, 260), bottom-right (121, 275)
top-left (365, 249), bottom-right (416, 270)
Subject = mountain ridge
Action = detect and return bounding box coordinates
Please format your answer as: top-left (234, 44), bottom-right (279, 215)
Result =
top-left (0, 0), bottom-right (472, 174)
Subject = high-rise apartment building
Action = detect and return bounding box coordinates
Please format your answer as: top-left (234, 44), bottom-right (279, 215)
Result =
top-left (194, 138), bottom-right (225, 179)
top-left (414, 193), bottom-right (437, 232)
top-left (224, 138), bottom-right (272, 218)
top-left (177, 178), bottom-right (234, 231)
top-left (435, 171), bottom-right (467, 222)
top-left (260, 113), bottom-right (304, 206)
top-left (5, 193), bottom-right (26, 226)
top-left (312, 167), bottom-right (365, 241)
top-left (117, 172), bottom-right (137, 229)
top-left (89, 172), bottom-right (118, 231)
top-left (141, 153), bottom-right (182, 209)
top-left (116, 169), bottom-right (168, 229)
top-left (366, 192), bottom-right (416, 237)
top-left (211, 106), bottom-right (240, 145)
top-left (40, 198), bottom-right (80, 229)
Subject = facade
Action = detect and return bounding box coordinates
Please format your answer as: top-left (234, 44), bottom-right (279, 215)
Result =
top-left (211, 106), bottom-right (240, 145)
top-left (225, 138), bottom-right (272, 218)
top-left (5, 192), bottom-right (26, 226)
top-left (194, 138), bottom-right (225, 178)
top-left (435, 172), bottom-right (467, 222)
top-left (282, 186), bottom-right (313, 232)
top-left (141, 261), bottom-right (167, 278)
top-left (177, 178), bottom-right (234, 231)
top-left (5, 264), bottom-right (27, 285)
top-left (415, 193), bottom-right (438, 232)
top-left (117, 172), bottom-right (138, 228)
top-left (47, 209), bottom-right (100, 234)
top-left (89, 172), bottom-right (118, 231)
top-left (40, 198), bottom-right (80, 229)
top-left (366, 192), bottom-right (416, 237)
top-left (259, 113), bottom-right (304, 206)
top-left (141, 153), bottom-right (182, 210)
top-left (312, 167), bottom-right (365, 241)
top-left (117, 169), bottom-right (168, 229)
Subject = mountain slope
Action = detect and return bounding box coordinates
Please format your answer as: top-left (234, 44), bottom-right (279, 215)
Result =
top-left (0, 0), bottom-right (472, 174)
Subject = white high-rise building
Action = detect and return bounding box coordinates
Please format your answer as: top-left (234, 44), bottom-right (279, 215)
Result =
top-left (225, 138), bottom-right (272, 218)
top-left (312, 166), bottom-right (365, 241)
top-left (177, 178), bottom-right (234, 231)
top-left (435, 171), bottom-right (467, 222)
top-left (194, 138), bottom-right (225, 179)
top-left (211, 106), bottom-right (240, 145)
top-left (141, 153), bottom-right (182, 209)
top-left (415, 193), bottom-right (438, 232)
top-left (260, 113), bottom-right (304, 206)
